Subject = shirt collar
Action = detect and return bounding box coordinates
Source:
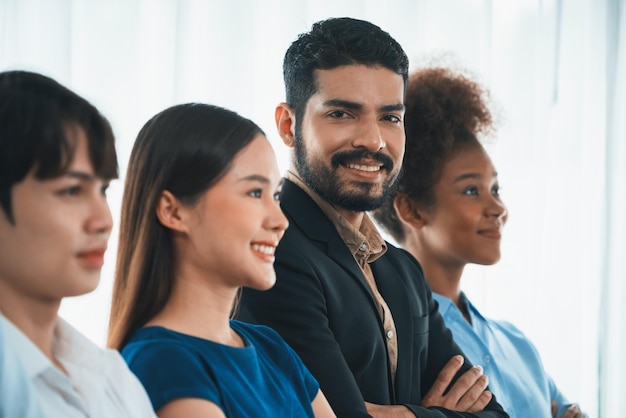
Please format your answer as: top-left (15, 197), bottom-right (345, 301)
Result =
top-left (432, 292), bottom-right (457, 317)
top-left (285, 170), bottom-right (387, 263)
top-left (53, 316), bottom-right (108, 372)
top-left (432, 291), bottom-right (487, 323)
top-left (0, 313), bottom-right (50, 379)
top-left (459, 292), bottom-right (488, 323)
top-left (0, 313), bottom-right (107, 379)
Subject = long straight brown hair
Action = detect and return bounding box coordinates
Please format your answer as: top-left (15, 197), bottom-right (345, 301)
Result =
top-left (107, 103), bottom-right (262, 349)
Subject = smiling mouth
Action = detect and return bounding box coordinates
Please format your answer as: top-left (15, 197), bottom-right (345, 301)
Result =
top-left (345, 163), bottom-right (383, 172)
top-left (332, 149), bottom-right (393, 173)
top-left (251, 244), bottom-right (276, 255)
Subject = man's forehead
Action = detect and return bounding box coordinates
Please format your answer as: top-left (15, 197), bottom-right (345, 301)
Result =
top-left (312, 66), bottom-right (404, 98)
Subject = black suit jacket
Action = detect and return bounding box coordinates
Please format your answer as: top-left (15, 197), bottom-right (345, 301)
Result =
top-left (238, 179), bottom-right (508, 418)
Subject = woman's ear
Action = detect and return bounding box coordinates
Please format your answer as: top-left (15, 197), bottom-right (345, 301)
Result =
top-left (394, 194), bottom-right (428, 229)
top-left (275, 102), bottom-right (296, 148)
top-left (156, 190), bottom-right (188, 233)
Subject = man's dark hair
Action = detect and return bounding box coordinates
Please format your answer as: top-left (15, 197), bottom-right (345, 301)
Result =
top-left (284, 17), bottom-right (409, 123)
top-left (0, 70), bottom-right (118, 222)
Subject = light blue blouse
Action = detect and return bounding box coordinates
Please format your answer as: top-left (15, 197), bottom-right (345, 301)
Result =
top-left (433, 292), bottom-right (585, 418)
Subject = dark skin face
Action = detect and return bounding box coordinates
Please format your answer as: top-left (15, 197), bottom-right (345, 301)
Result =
top-left (397, 143), bottom-right (507, 304)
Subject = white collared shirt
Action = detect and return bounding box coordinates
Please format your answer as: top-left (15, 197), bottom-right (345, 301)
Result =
top-left (0, 314), bottom-right (156, 418)
top-left (1, 319), bottom-right (42, 418)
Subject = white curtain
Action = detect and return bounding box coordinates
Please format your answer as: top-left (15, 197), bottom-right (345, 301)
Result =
top-left (598, 0), bottom-right (626, 415)
top-left (2, 0), bottom-right (623, 415)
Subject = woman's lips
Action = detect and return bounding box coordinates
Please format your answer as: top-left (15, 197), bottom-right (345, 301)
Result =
top-left (77, 249), bottom-right (106, 268)
top-left (477, 229), bottom-right (502, 239)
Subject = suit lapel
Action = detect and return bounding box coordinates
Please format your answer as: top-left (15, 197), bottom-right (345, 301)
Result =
top-left (282, 179), bottom-right (414, 402)
top-left (280, 179), bottom-right (381, 312)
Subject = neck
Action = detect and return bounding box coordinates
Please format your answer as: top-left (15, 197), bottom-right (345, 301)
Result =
top-left (334, 207), bottom-right (365, 230)
top-left (146, 266), bottom-right (241, 347)
top-left (402, 239), bottom-right (465, 308)
top-left (0, 283), bottom-right (61, 360)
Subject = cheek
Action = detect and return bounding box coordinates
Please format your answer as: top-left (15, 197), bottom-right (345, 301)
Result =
top-left (385, 127), bottom-right (405, 150)
top-left (21, 213), bottom-right (74, 250)
top-left (448, 203), bottom-right (482, 226)
top-left (433, 207), bottom-right (477, 237)
top-left (306, 134), bottom-right (334, 157)
top-left (308, 123), bottom-right (351, 155)
top-left (215, 205), bottom-right (257, 242)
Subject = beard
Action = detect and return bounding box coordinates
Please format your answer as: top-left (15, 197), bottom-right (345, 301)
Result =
top-left (294, 130), bottom-right (401, 212)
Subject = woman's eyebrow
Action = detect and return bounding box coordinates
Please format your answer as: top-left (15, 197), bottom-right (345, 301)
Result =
top-left (238, 174), bottom-right (270, 184)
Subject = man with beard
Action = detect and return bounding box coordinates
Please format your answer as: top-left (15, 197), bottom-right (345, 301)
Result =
top-left (238, 18), bottom-right (509, 418)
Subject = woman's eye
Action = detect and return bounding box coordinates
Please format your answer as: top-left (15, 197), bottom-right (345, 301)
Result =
top-left (273, 192), bottom-right (281, 201)
top-left (463, 187), bottom-right (478, 196)
top-left (101, 184), bottom-right (110, 196)
top-left (248, 189), bottom-right (262, 198)
top-left (492, 186), bottom-right (501, 196)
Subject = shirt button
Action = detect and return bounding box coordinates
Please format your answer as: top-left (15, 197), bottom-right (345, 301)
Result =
top-left (386, 330), bottom-right (394, 339)
top-left (483, 355), bottom-right (491, 363)
top-left (359, 243), bottom-right (368, 252)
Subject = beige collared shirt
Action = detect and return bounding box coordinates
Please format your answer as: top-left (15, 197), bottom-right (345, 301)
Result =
top-left (285, 171), bottom-right (399, 383)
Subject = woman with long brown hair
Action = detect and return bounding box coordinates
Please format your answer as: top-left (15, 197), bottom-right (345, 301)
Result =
top-left (108, 103), bottom-right (335, 418)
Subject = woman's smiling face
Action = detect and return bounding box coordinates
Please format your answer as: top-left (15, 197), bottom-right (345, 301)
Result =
top-left (418, 144), bottom-right (508, 268)
top-left (181, 134), bottom-right (289, 291)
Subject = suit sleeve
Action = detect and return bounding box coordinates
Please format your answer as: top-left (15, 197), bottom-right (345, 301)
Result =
top-left (239, 241), bottom-right (372, 418)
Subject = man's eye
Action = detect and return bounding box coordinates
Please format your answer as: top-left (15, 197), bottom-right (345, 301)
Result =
top-left (60, 185), bottom-right (82, 196)
top-left (383, 114), bottom-right (402, 123)
top-left (329, 110), bottom-right (348, 118)
top-left (492, 186), bottom-right (501, 196)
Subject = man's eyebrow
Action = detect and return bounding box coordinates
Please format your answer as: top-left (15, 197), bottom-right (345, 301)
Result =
top-left (322, 99), bottom-right (404, 113)
top-left (380, 103), bottom-right (405, 112)
top-left (322, 99), bottom-right (362, 110)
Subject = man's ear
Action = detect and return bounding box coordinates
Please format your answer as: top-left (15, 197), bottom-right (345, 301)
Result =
top-left (394, 194), bottom-right (428, 229)
top-left (156, 190), bottom-right (188, 233)
top-left (275, 102), bottom-right (296, 148)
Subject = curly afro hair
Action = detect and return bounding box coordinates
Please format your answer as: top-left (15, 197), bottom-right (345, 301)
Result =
top-left (373, 67), bottom-right (494, 243)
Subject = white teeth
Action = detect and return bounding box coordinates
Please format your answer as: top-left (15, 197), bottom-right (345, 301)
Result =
top-left (346, 163), bottom-right (381, 172)
top-left (251, 244), bottom-right (275, 255)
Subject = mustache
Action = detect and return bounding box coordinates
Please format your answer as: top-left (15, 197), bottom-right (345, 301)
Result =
top-left (331, 149), bottom-right (394, 171)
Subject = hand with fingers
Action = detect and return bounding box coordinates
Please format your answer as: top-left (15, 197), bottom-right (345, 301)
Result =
top-left (421, 355), bottom-right (492, 413)
top-left (552, 401), bottom-right (585, 418)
